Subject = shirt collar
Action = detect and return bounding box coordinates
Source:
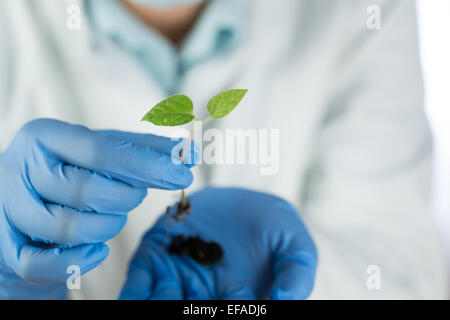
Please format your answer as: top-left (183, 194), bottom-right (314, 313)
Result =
top-left (181, 0), bottom-right (247, 71)
top-left (85, 0), bottom-right (246, 94)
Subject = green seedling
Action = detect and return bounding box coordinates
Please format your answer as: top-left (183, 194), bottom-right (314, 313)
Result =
top-left (142, 89), bottom-right (248, 222)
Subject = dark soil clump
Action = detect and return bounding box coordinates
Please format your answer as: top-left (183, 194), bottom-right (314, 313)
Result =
top-left (169, 235), bottom-right (223, 265)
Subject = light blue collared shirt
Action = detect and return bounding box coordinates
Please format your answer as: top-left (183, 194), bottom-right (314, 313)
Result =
top-left (85, 0), bottom-right (246, 94)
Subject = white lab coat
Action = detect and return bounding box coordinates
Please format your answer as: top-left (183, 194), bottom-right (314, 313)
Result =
top-left (0, 0), bottom-right (447, 299)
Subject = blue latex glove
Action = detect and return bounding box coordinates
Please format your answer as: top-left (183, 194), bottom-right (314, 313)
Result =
top-left (0, 119), bottom-right (195, 299)
top-left (120, 187), bottom-right (317, 300)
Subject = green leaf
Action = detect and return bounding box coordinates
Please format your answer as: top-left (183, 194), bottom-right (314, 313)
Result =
top-left (207, 89), bottom-right (248, 119)
top-left (141, 95), bottom-right (195, 126)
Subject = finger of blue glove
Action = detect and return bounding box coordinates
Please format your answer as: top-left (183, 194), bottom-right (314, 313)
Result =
top-left (266, 199), bottom-right (317, 299)
top-left (221, 285), bottom-right (256, 300)
top-left (175, 257), bottom-right (212, 300)
top-left (99, 130), bottom-right (200, 168)
top-left (10, 242), bottom-right (108, 283)
top-left (29, 160), bottom-right (147, 214)
top-left (121, 245), bottom-right (184, 300)
top-left (150, 281), bottom-right (184, 300)
top-left (120, 254), bottom-right (211, 300)
top-left (270, 258), bottom-right (316, 300)
top-left (10, 195), bottom-right (127, 246)
top-left (119, 256), bottom-right (154, 300)
top-left (147, 252), bottom-right (184, 300)
top-left (21, 119), bottom-right (193, 189)
top-left (0, 274), bottom-right (67, 299)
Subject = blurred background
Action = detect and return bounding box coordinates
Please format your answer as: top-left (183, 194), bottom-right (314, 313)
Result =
top-left (417, 0), bottom-right (450, 273)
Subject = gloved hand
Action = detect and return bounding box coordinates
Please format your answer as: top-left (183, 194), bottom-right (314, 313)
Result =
top-left (120, 187), bottom-right (317, 300)
top-left (0, 118), bottom-right (195, 299)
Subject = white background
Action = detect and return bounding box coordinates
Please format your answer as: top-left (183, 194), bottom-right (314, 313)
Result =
top-left (417, 0), bottom-right (450, 264)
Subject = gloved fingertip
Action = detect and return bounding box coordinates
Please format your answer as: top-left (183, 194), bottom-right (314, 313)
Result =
top-left (119, 267), bottom-right (153, 300)
top-left (269, 286), bottom-right (293, 300)
top-left (270, 282), bottom-right (312, 300)
top-left (180, 167), bottom-right (194, 187)
top-left (182, 140), bottom-right (201, 168)
top-left (270, 262), bottom-right (315, 300)
top-left (14, 243), bottom-right (110, 283)
top-left (166, 165), bottom-right (193, 190)
top-left (169, 138), bottom-right (200, 168)
top-left (150, 282), bottom-right (184, 300)
top-left (96, 243), bottom-right (110, 259)
top-left (79, 243), bottom-right (109, 274)
top-left (221, 286), bottom-right (256, 300)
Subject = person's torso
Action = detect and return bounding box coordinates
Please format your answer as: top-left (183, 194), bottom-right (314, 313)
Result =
top-left (0, 0), bottom-right (345, 299)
